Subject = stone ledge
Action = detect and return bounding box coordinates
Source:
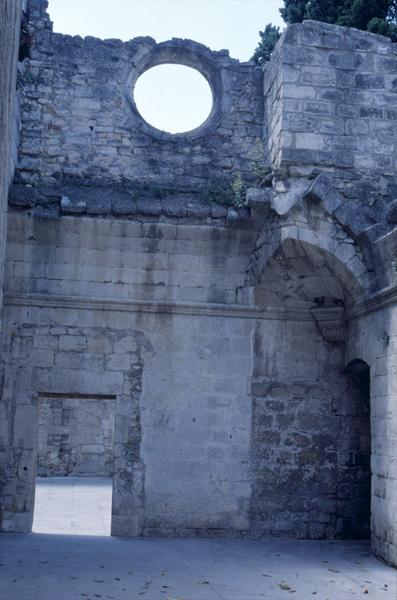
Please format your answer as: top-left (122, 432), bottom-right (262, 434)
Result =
top-left (8, 183), bottom-right (37, 207)
top-left (9, 184), bottom-right (253, 225)
top-left (4, 285), bottom-right (388, 323)
top-left (4, 292), bottom-right (313, 321)
top-left (10, 285), bottom-right (395, 321)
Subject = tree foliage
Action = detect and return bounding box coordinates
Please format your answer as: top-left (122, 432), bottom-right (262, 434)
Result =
top-left (251, 24), bottom-right (281, 66)
top-left (252, 0), bottom-right (397, 66)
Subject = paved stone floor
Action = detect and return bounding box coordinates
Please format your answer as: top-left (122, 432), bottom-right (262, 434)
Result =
top-left (0, 534), bottom-right (395, 600)
top-left (33, 477), bottom-right (112, 536)
top-left (0, 478), bottom-right (394, 599)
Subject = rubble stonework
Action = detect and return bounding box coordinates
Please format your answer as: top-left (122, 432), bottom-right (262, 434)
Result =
top-left (37, 396), bottom-right (116, 477)
top-left (1, 0), bottom-right (397, 568)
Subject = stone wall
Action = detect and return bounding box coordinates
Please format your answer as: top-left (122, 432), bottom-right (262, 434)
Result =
top-left (264, 20), bottom-right (397, 233)
top-left (346, 307), bottom-right (397, 566)
top-left (15, 0), bottom-right (262, 194)
top-left (37, 395), bottom-right (116, 477)
top-left (251, 319), bottom-right (371, 540)
top-left (4, 212), bottom-right (255, 305)
top-left (0, 212), bottom-right (257, 536)
top-left (0, 320), bottom-right (148, 535)
top-left (0, 0), bottom-right (22, 330)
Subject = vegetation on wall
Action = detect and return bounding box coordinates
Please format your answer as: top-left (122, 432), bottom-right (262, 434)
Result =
top-left (252, 0), bottom-right (397, 66)
top-left (251, 23), bottom-right (282, 66)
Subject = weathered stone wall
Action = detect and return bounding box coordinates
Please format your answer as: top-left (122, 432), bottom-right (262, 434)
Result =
top-left (4, 212), bottom-right (255, 305)
top-left (0, 212), bottom-right (257, 536)
top-left (37, 396), bottom-right (116, 477)
top-left (251, 318), bottom-right (371, 540)
top-left (0, 0), bottom-right (22, 329)
top-left (264, 20), bottom-right (397, 234)
top-left (15, 1), bottom-right (262, 193)
top-left (346, 307), bottom-right (397, 566)
top-left (0, 204), bottom-right (377, 542)
top-left (0, 320), bottom-right (148, 535)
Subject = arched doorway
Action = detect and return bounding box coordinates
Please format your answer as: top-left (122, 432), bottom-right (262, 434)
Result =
top-left (340, 359), bottom-right (371, 538)
top-left (250, 235), bottom-right (372, 539)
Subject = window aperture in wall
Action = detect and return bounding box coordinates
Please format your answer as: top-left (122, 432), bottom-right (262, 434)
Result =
top-left (133, 64), bottom-right (213, 134)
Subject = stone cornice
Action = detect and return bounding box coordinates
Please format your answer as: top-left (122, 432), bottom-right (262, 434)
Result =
top-left (4, 293), bottom-right (312, 322)
top-left (5, 284), bottom-right (397, 323)
top-left (346, 284), bottom-right (397, 320)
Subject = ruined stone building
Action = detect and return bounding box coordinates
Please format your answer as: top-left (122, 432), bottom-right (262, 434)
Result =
top-left (0, 0), bottom-right (396, 568)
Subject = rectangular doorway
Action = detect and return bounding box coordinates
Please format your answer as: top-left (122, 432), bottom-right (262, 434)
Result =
top-left (33, 393), bottom-right (116, 536)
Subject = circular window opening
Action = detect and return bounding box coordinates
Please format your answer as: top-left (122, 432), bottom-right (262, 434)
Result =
top-left (133, 64), bottom-right (213, 135)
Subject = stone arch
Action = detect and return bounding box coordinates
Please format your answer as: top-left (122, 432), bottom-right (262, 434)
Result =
top-left (254, 234), bottom-right (367, 326)
top-left (247, 201), bottom-right (371, 312)
top-left (250, 216), bottom-right (373, 538)
top-left (281, 227), bottom-right (370, 299)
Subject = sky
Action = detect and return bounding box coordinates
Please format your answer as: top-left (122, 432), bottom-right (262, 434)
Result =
top-left (48, 0), bottom-right (285, 133)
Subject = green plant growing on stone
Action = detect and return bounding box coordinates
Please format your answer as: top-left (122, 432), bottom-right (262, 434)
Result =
top-left (200, 179), bottom-right (233, 206)
top-left (253, 159), bottom-right (267, 185)
top-left (251, 24), bottom-right (281, 66)
top-left (252, 144), bottom-right (272, 187)
top-left (231, 173), bottom-right (247, 208)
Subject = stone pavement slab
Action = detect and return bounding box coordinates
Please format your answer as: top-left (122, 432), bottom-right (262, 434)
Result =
top-left (33, 477), bottom-right (112, 536)
top-left (0, 534), bottom-right (395, 600)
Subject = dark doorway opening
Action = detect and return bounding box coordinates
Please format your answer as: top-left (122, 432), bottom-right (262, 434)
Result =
top-left (340, 359), bottom-right (371, 539)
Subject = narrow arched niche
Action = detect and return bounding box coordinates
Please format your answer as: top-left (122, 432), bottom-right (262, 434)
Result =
top-left (339, 359), bottom-right (371, 539)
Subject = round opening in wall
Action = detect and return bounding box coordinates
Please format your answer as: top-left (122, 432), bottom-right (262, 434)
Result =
top-left (133, 64), bottom-right (213, 135)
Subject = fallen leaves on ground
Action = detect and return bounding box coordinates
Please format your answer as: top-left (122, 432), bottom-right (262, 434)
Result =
top-left (279, 582), bottom-right (297, 592)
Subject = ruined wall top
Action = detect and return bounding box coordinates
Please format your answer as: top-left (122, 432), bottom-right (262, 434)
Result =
top-left (11, 2), bottom-right (397, 235)
top-left (15, 0), bottom-right (263, 201)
